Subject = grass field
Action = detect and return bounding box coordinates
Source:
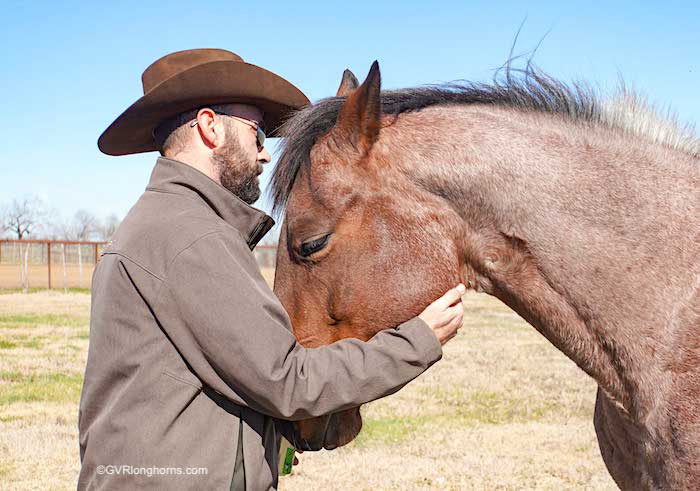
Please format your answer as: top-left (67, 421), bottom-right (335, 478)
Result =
top-left (0, 269), bottom-right (616, 490)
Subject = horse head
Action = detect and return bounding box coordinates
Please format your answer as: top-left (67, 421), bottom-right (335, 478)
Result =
top-left (273, 63), bottom-right (463, 450)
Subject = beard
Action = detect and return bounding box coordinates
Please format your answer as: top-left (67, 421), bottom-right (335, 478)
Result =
top-left (210, 130), bottom-right (261, 204)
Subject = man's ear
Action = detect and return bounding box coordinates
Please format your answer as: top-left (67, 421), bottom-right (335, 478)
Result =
top-left (195, 107), bottom-right (220, 149)
top-left (336, 69), bottom-right (359, 97)
top-left (333, 61), bottom-right (381, 153)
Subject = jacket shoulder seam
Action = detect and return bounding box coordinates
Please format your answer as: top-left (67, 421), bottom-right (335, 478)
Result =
top-left (152, 230), bottom-right (236, 325)
top-left (163, 230), bottom-right (233, 279)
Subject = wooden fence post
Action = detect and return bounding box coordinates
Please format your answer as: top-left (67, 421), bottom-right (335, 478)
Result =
top-left (47, 241), bottom-right (52, 289)
top-left (62, 243), bottom-right (67, 292)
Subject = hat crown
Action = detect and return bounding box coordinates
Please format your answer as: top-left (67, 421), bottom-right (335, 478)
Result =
top-left (141, 49), bottom-right (244, 94)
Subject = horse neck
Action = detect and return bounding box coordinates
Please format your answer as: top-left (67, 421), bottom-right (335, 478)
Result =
top-left (386, 105), bottom-right (700, 419)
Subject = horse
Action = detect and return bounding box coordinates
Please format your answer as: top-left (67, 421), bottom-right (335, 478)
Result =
top-left (270, 61), bottom-right (700, 490)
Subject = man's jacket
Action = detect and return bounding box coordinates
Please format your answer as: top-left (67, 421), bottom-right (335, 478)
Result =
top-left (78, 157), bottom-right (442, 490)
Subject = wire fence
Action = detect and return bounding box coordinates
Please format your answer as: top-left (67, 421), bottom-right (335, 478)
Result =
top-left (0, 240), bottom-right (278, 290)
top-left (0, 240), bottom-right (105, 290)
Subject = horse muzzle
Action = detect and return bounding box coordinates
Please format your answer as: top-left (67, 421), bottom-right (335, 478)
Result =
top-left (293, 408), bottom-right (363, 451)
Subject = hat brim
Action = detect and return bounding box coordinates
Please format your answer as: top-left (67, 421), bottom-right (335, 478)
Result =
top-left (98, 60), bottom-right (310, 156)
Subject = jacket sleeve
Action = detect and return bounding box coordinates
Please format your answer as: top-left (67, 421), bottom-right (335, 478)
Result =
top-left (154, 230), bottom-right (442, 421)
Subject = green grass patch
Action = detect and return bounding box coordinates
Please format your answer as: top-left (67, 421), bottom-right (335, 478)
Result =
top-left (457, 389), bottom-right (562, 424)
top-left (0, 459), bottom-right (15, 477)
top-left (416, 386), bottom-right (564, 425)
top-left (0, 371), bottom-right (24, 382)
top-left (0, 372), bottom-right (83, 404)
top-left (20, 337), bottom-right (43, 349)
top-left (456, 390), bottom-right (527, 424)
top-left (0, 334), bottom-right (46, 349)
top-left (353, 415), bottom-right (433, 447)
top-left (0, 288), bottom-right (90, 295)
top-left (354, 386), bottom-right (561, 446)
top-left (0, 313), bottom-right (88, 328)
top-left (352, 391), bottom-right (566, 448)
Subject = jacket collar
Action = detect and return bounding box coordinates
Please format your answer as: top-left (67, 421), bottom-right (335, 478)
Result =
top-left (146, 157), bottom-right (275, 249)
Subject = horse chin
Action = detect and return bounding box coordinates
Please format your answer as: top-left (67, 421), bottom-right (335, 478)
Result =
top-left (293, 408), bottom-right (363, 451)
top-left (323, 408), bottom-right (363, 450)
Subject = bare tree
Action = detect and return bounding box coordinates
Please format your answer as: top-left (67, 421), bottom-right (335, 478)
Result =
top-left (66, 209), bottom-right (98, 241)
top-left (1, 196), bottom-right (48, 239)
top-left (0, 196), bottom-right (50, 292)
top-left (95, 214), bottom-right (121, 241)
top-left (0, 209), bottom-right (7, 238)
top-left (60, 209), bottom-right (99, 289)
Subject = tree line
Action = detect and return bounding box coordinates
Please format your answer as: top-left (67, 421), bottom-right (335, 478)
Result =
top-left (1, 196), bottom-right (121, 242)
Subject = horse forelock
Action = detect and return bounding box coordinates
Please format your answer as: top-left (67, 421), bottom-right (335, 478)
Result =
top-left (270, 98), bottom-right (344, 217)
top-left (269, 64), bottom-right (699, 217)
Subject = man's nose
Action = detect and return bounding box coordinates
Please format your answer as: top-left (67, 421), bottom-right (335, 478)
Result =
top-left (258, 146), bottom-right (271, 163)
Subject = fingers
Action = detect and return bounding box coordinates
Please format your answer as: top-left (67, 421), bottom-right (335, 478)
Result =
top-left (436, 298), bottom-right (465, 327)
top-left (446, 307), bottom-right (464, 330)
top-left (433, 283), bottom-right (466, 309)
top-left (438, 325), bottom-right (460, 346)
top-left (418, 283), bottom-right (467, 346)
top-left (442, 303), bottom-right (465, 343)
top-left (446, 302), bottom-right (464, 318)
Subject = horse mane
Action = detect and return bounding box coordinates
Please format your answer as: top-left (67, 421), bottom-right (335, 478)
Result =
top-left (269, 64), bottom-right (699, 216)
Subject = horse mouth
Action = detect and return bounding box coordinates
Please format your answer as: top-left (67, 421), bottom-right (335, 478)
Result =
top-left (293, 411), bottom-right (363, 451)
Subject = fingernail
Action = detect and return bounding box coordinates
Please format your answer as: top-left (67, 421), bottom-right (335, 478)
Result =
top-left (457, 284), bottom-right (466, 294)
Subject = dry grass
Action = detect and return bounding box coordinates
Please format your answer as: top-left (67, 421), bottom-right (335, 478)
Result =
top-left (0, 290), bottom-right (89, 489)
top-left (0, 280), bottom-right (616, 490)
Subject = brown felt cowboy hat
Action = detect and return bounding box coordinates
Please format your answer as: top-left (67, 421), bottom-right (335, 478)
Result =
top-left (98, 48), bottom-right (310, 156)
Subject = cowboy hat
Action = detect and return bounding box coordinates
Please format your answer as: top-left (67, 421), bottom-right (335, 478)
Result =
top-left (98, 48), bottom-right (310, 156)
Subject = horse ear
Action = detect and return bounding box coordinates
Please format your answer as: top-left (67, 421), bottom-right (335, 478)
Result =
top-left (334, 61), bottom-right (381, 152)
top-left (336, 69), bottom-right (359, 96)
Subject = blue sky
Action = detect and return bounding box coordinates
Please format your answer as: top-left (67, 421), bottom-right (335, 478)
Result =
top-left (1, 0), bottom-right (697, 234)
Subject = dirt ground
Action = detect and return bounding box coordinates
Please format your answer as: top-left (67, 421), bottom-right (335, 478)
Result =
top-left (0, 272), bottom-right (616, 490)
top-left (0, 264), bottom-right (96, 290)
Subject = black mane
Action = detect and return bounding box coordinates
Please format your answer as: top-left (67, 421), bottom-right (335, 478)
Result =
top-left (269, 65), bottom-right (600, 216)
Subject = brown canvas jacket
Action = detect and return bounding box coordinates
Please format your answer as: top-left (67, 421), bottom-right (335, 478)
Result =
top-left (77, 157), bottom-right (442, 490)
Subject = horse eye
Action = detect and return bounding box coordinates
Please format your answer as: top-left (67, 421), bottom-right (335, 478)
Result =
top-left (299, 234), bottom-right (330, 257)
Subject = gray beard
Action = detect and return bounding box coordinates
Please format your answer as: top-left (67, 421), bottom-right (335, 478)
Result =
top-left (211, 138), bottom-right (261, 204)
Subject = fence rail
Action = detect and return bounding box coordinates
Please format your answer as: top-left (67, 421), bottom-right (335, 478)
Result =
top-left (0, 240), bottom-right (278, 290)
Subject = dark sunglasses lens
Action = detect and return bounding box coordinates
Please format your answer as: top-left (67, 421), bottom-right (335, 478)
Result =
top-left (257, 127), bottom-right (266, 151)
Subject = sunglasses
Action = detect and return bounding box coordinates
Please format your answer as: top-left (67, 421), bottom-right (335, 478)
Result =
top-left (190, 112), bottom-right (266, 152)
top-left (229, 115), bottom-right (266, 152)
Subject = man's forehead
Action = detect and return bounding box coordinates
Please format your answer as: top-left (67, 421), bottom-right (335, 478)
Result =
top-left (216, 103), bottom-right (264, 123)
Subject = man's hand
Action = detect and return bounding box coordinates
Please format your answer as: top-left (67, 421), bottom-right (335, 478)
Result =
top-left (418, 284), bottom-right (466, 345)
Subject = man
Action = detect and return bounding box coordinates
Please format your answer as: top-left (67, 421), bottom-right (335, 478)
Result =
top-left (79, 48), bottom-right (465, 490)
